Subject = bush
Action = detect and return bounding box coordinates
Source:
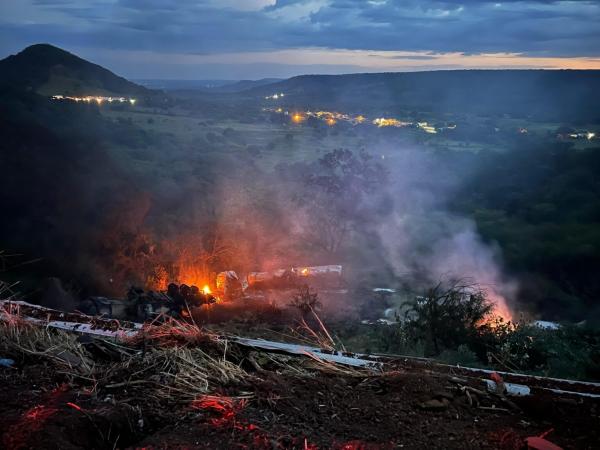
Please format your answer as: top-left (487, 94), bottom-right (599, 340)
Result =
top-left (493, 324), bottom-right (600, 379)
top-left (404, 279), bottom-right (493, 356)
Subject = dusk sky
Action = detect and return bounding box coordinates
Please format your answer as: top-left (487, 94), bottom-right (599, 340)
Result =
top-left (1, 0), bottom-right (599, 79)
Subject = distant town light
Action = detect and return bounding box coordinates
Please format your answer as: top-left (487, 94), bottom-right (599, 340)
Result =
top-left (417, 122), bottom-right (437, 134)
top-left (291, 112), bottom-right (305, 124)
top-left (265, 93), bottom-right (285, 100)
top-left (374, 117), bottom-right (413, 128)
top-left (51, 94), bottom-right (137, 105)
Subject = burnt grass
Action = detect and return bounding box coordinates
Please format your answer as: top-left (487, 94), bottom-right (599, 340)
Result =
top-left (1, 355), bottom-right (599, 450)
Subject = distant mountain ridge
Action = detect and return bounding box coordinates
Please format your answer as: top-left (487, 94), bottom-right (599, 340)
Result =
top-left (208, 78), bottom-right (283, 93)
top-left (0, 43), bottom-right (149, 96)
top-left (2, 44), bottom-right (599, 122)
top-left (135, 78), bottom-right (283, 93)
top-left (248, 70), bottom-right (600, 121)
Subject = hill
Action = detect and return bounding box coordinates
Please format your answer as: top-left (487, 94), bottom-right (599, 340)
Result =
top-left (208, 78), bottom-right (283, 93)
top-left (135, 78), bottom-right (282, 92)
top-left (249, 70), bottom-right (600, 122)
top-left (0, 43), bottom-right (149, 96)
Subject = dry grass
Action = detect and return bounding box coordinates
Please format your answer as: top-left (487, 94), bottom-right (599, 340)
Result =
top-left (0, 304), bottom-right (376, 412)
top-left (127, 315), bottom-right (218, 348)
top-left (0, 306), bottom-right (96, 375)
top-left (0, 310), bottom-right (252, 405)
top-left (0, 280), bottom-right (18, 301)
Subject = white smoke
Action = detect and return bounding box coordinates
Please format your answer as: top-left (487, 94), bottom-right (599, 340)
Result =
top-left (373, 146), bottom-right (517, 319)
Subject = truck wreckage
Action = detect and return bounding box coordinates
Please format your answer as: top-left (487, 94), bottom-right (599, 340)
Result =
top-left (81, 265), bottom-right (344, 322)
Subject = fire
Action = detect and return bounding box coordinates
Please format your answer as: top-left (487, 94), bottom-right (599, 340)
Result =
top-left (301, 268), bottom-right (309, 276)
top-left (203, 284), bottom-right (211, 295)
top-left (326, 117), bottom-right (337, 126)
top-left (176, 263), bottom-right (210, 288)
top-left (485, 290), bottom-right (513, 325)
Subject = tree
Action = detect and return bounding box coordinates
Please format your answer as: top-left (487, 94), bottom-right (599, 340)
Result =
top-left (404, 279), bottom-right (494, 355)
top-left (300, 148), bottom-right (388, 254)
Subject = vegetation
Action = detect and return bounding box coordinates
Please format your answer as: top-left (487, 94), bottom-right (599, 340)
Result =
top-left (298, 148), bottom-right (388, 253)
top-left (456, 142), bottom-right (600, 321)
top-left (2, 44), bottom-right (600, 348)
top-left (403, 279), bottom-right (493, 354)
top-left (0, 44), bottom-right (149, 96)
top-left (249, 70), bottom-right (600, 122)
top-left (332, 283), bottom-right (600, 381)
top-left (289, 285), bottom-right (322, 319)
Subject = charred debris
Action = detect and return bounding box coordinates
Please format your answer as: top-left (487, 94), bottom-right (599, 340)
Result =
top-left (78, 265), bottom-right (345, 322)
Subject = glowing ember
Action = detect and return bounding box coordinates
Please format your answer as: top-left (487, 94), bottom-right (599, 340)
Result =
top-left (66, 402), bottom-right (83, 411)
top-left (191, 395), bottom-right (247, 427)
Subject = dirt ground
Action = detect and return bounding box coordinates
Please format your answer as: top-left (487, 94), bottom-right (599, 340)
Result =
top-left (1, 356), bottom-right (599, 450)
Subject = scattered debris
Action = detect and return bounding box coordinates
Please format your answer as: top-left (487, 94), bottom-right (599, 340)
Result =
top-left (1, 300), bottom-right (599, 449)
top-left (0, 358), bottom-right (14, 367)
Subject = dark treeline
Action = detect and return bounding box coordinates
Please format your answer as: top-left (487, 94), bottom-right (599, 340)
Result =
top-left (0, 88), bottom-right (148, 295)
top-left (455, 142), bottom-right (600, 321)
top-left (249, 70), bottom-right (600, 123)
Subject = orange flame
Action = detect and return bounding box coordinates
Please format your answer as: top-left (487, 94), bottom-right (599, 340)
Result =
top-left (484, 289), bottom-right (513, 325)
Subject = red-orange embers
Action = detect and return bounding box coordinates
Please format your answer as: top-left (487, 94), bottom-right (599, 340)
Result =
top-left (2, 385), bottom-right (69, 449)
top-left (334, 441), bottom-right (394, 450)
top-left (66, 402), bottom-right (83, 412)
top-left (191, 395), bottom-right (247, 427)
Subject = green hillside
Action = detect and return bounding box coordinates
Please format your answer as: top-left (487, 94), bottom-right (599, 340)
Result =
top-left (249, 70), bottom-right (600, 122)
top-left (0, 43), bottom-right (149, 96)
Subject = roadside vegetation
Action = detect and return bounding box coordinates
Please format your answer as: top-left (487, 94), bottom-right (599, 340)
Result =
top-left (329, 282), bottom-right (600, 381)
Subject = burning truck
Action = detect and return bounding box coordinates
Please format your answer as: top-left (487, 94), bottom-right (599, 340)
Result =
top-left (80, 265), bottom-right (344, 322)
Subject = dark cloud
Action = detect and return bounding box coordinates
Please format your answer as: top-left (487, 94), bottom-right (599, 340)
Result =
top-left (0, 0), bottom-right (599, 77)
